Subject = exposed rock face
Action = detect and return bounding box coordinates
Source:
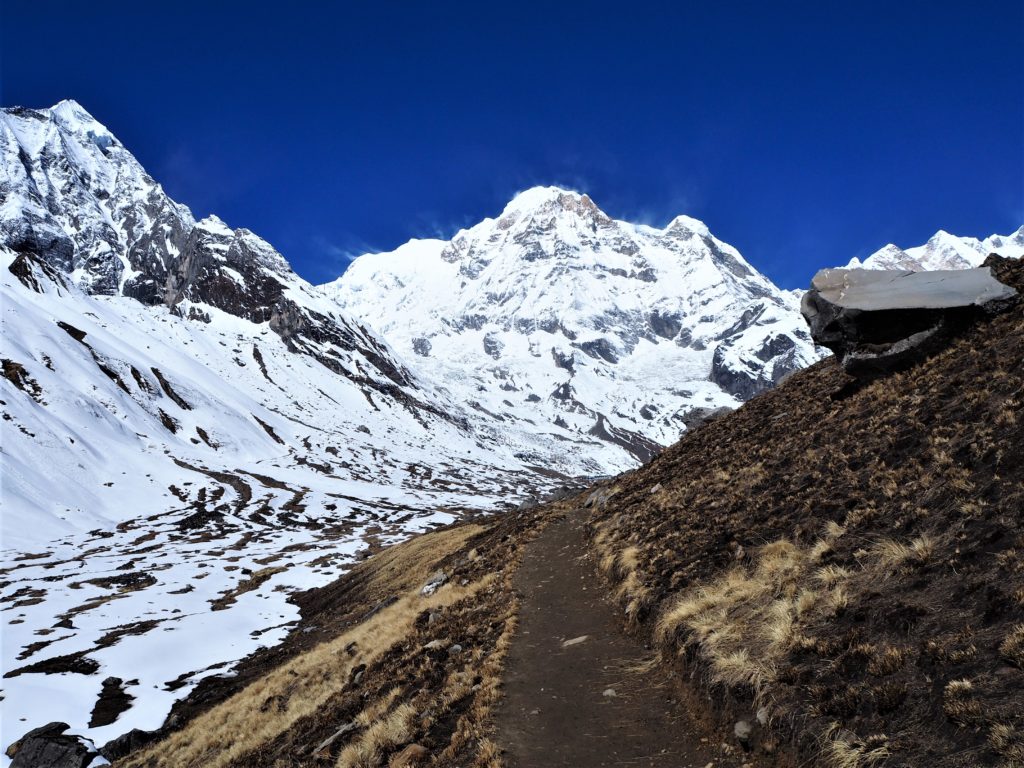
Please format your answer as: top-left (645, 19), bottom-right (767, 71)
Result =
top-left (0, 101), bottom-right (422, 405)
top-left (8, 722), bottom-right (100, 768)
top-left (680, 405), bottom-right (733, 431)
top-left (802, 263), bottom-right (1018, 377)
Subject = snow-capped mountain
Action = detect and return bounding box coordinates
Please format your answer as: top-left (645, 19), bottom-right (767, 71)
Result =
top-left (1, 100), bottom-right (435, 410)
top-left (0, 101), bottom-right (820, 753)
top-left (324, 186), bottom-right (820, 459)
top-left (847, 227), bottom-right (1024, 271)
top-left (0, 102), bottom-right (569, 752)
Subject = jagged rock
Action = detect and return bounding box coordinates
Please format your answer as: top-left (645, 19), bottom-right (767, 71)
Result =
top-left (802, 266), bottom-right (1018, 377)
top-left (734, 719), bottom-right (754, 750)
top-left (681, 406), bottom-right (732, 431)
top-left (6, 722), bottom-right (69, 759)
top-left (8, 722), bottom-right (100, 768)
top-left (100, 728), bottom-right (158, 761)
top-left (420, 570), bottom-right (447, 596)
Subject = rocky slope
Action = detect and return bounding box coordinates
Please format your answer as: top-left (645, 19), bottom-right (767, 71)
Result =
top-left (848, 227), bottom-right (1024, 271)
top-left (324, 186), bottom-right (821, 464)
top-left (589, 257), bottom-right (1024, 766)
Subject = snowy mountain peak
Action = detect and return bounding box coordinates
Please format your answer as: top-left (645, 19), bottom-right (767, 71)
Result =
top-left (325, 189), bottom-right (820, 465)
top-left (664, 213), bottom-right (711, 236)
top-left (502, 184), bottom-right (588, 210)
top-left (495, 186), bottom-right (609, 230)
top-left (847, 227), bottom-right (1024, 271)
top-left (195, 214), bottom-right (235, 236)
top-left (48, 98), bottom-right (109, 132)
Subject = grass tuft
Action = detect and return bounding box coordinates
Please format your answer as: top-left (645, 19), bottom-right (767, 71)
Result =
top-left (823, 724), bottom-right (890, 768)
top-left (999, 624), bottom-right (1024, 668)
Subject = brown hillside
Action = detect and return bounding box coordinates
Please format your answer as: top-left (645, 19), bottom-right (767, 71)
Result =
top-left (590, 255), bottom-right (1024, 766)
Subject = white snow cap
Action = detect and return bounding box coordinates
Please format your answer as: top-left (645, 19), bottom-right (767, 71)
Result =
top-left (848, 227), bottom-right (1024, 272)
top-left (48, 99), bottom-right (113, 138)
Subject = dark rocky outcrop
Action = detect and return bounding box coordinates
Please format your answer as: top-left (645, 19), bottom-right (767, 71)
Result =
top-left (680, 405), bottom-right (733, 431)
top-left (587, 414), bottom-right (662, 464)
top-left (802, 259), bottom-right (1018, 377)
top-left (99, 729), bottom-right (159, 763)
top-left (8, 722), bottom-right (100, 768)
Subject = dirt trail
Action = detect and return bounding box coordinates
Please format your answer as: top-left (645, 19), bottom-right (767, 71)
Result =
top-left (496, 509), bottom-right (736, 768)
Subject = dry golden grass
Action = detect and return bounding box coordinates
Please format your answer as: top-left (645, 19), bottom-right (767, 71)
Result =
top-left (655, 523), bottom-right (849, 702)
top-left (336, 702), bottom-right (416, 767)
top-left (989, 723), bottom-right (1024, 765)
top-left (118, 525), bottom-right (485, 768)
top-left (870, 534), bottom-right (937, 569)
top-left (823, 724), bottom-right (890, 768)
top-left (999, 624), bottom-right (1024, 668)
top-left (431, 597), bottom-right (519, 768)
top-left (866, 646), bottom-right (909, 677)
top-left (363, 524), bottom-right (483, 595)
top-left (593, 522), bottom-right (650, 623)
top-left (473, 738), bottom-right (503, 768)
top-left (943, 678), bottom-right (982, 725)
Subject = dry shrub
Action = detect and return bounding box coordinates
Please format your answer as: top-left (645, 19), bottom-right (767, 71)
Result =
top-left (655, 522), bottom-right (850, 702)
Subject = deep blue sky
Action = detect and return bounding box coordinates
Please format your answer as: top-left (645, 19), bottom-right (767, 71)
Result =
top-left (3, 2), bottom-right (1022, 288)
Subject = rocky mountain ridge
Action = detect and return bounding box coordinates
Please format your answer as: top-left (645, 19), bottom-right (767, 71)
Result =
top-left (849, 227), bottom-right (1024, 271)
top-left (325, 186), bottom-right (822, 459)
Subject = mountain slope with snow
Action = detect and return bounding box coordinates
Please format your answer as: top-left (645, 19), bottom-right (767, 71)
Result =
top-left (0, 102), bottom-right (575, 754)
top-left (0, 102), bottom-right (822, 756)
top-left (847, 227), bottom-right (1024, 271)
top-left (324, 187), bottom-right (821, 458)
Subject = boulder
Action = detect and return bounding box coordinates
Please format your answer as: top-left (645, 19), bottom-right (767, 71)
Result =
top-left (419, 571), bottom-right (447, 596)
top-left (681, 406), bottom-right (732, 431)
top-left (8, 722), bottom-right (101, 768)
top-left (6, 723), bottom-right (69, 759)
top-left (801, 266), bottom-right (1017, 377)
top-left (100, 728), bottom-right (158, 762)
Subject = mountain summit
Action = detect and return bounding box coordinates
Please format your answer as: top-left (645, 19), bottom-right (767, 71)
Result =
top-left (323, 186), bottom-right (821, 464)
top-left (848, 227), bottom-right (1024, 271)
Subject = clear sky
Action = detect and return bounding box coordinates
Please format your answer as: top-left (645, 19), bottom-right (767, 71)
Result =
top-left (3, 1), bottom-right (1022, 288)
